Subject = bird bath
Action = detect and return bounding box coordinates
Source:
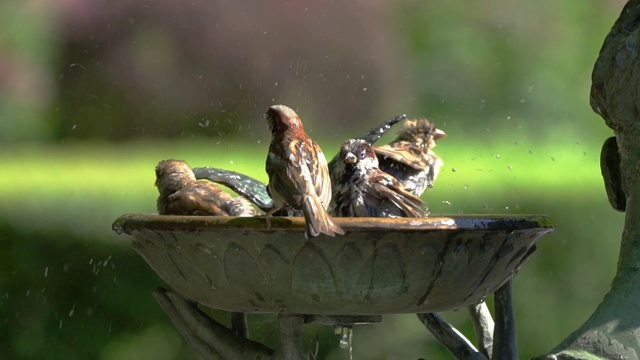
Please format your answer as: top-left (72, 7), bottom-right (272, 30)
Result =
top-left (112, 213), bottom-right (554, 359)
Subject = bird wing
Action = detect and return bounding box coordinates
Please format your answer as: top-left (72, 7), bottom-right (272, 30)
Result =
top-left (266, 136), bottom-right (332, 212)
top-left (192, 167), bottom-right (273, 212)
top-left (165, 182), bottom-right (231, 215)
top-left (367, 171), bottom-right (427, 217)
top-left (309, 142), bottom-right (332, 208)
top-left (374, 142), bottom-right (430, 170)
top-left (266, 146), bottom-right (304, 208)
top-left (327, 114), bottom-right (405, 174)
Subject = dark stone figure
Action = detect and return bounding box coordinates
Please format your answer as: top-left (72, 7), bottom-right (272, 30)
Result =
top-left (537, 1), bottom-right (640, 359)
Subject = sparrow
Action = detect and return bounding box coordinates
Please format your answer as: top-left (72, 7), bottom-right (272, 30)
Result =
top-left (264, 104), bottom-right (344, 238)
top-left (331, 139), bottom-right (427, 218)
top-left (327, 113), bottom-right (406, 175)
top-left (155, 159), bottom-right (256, 216)
top-left (374, 118), bottom-right (446, 197)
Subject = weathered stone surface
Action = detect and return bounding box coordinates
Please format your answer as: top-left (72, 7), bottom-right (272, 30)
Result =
top-left (541, 1), bottom-right (640, 359)
top-left (113, 214), bottom-right (554, 315)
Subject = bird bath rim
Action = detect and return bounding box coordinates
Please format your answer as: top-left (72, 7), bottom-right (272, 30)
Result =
top-left (113, 213), bottom-right (555, 234)
top-left (112, 214), bottom-right (555, 315)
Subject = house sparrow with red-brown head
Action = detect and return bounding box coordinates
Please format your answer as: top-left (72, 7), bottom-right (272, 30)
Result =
top-left (374, 118), bottom-right (445, 197)
top-left (264, 105), bottom-right (344, 238)
top-left (331, 139), bottom-right (427, 218)
top-left (155, 159), bottom-right (256, 216)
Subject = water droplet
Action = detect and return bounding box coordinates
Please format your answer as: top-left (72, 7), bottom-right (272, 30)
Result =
top-left (451, 168), bottom-right (456, 172)
top-left (336, 326), bottom-right (354, 359)
top-left (339, 332), bottom-right (349, 348)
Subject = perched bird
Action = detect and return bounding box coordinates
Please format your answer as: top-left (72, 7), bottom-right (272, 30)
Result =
top-left (155, 159), bottom-right (255, 216)
top-left (327, 113), bottom-right (406, 174)
top-left (264, 104), bottom-right (344, 238)
top-left (331, 139), bottom-right (427, 218)
top-left (374, 118), bottom-right (446, 197)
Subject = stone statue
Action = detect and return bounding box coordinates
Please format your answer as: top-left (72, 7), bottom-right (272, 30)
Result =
top-left (538, 1), bottom-right (640, 359)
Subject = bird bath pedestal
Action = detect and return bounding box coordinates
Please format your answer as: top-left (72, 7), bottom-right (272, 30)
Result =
top-left (112, 214), bottom-right (555, 359)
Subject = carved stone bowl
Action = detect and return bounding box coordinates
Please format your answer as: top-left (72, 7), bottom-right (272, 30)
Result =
top-left (112, 214), bottom-right (555, 315)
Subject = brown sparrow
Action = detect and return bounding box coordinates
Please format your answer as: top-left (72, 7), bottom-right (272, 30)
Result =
top-left (264, 105), bottom-right (344, 238)
top-left (331, 139), bottom-right (427, 218)
top-left (327, 113), bottom-right (406, 175)
top-left (155, 159), bottom-right (255, 216)
top-left (374, 118), bottom-right (446, 197)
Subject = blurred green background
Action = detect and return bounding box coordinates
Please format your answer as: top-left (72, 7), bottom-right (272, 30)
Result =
top-left (0, 0), bottom-right (627, 359)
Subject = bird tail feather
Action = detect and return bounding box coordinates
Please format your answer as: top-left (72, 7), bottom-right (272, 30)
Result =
top-left (302, 195), bottom-right (345, 238)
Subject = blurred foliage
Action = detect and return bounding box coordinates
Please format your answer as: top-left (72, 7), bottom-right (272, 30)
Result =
top-left (0, 0), bottom-right (630, 359)
top-left (0, 139), bottom-right (624, 359)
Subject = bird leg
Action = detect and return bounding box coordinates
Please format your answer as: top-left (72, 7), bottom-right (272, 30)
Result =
top-left (263, 206), bottom-right (280, 232)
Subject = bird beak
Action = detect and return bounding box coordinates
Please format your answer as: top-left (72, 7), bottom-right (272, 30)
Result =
top-left (434, 128), bottom-right (446, 140)
top-left (344, 152), bottom-right (357, 164)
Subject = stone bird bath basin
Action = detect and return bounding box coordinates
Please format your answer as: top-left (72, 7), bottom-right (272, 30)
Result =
top-left (112, 214), bottom-right (555, 315)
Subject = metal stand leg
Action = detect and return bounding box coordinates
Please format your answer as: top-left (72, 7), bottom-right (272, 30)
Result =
top-left (276, 315), bottom-right (309, 360)
top-left (417, 312), bottom-right (487, 360)
top-left (493, 281), bottom-right (518, 360)
top-left (230, 312), bottom-right (248, 338)
top-left (419, 281), bottom-right (519, 359)
top-left (468, 303), bottom-right (495, 358)
top-left (153, 288), bottom-right (273, 360)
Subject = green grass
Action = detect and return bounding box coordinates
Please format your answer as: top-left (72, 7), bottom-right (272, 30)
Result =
top-left (0, 138), bottom-right (625, 359)
top-left (1, 136), bottom-right (605, 207)
top-left (0, 137), bottom-right (606, 238)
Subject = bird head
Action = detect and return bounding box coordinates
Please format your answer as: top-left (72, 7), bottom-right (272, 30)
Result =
top-left (265, 104), bottom-right (304, 135)
top-left (340, 139), bottom-right (379, 168)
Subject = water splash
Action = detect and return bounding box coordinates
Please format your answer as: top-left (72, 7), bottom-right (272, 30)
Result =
top-left (334, 326), bottom-right (354, 360)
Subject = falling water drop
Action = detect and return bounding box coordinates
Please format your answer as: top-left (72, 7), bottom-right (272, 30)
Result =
top-left (339, 329), bottom-right (349, 349)
top-left (335, 326), bottom-right (354, 360)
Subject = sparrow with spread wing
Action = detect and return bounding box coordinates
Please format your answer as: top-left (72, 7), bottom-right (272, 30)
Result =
top-left (331, 139), bottom-right (427, 218)
top-left (374, 118), bottom-right (445, 197)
